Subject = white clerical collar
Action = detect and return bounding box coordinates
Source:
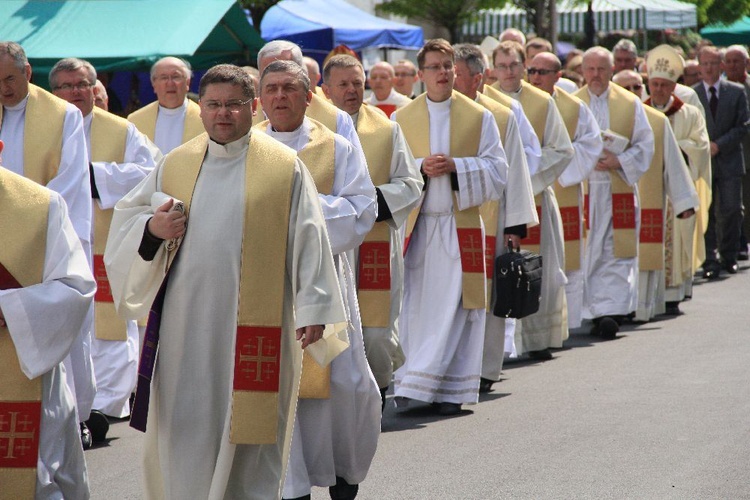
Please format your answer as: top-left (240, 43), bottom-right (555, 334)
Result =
top-left (159, 99), bottom-right (188, 116)
top-left (84, 111), bottom-right (94, 126)
top-left (3, 93), bottom-right (29, 112)
top-left (426, 96), bottom-right (451, 108)
top-left (207, 131), bottom-right (250, 158)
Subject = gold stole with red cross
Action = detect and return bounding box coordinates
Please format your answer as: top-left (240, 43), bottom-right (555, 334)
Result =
top-left (90, 108), bottom-right (129, 341)
top-left (576, 83), bottom-right (638, 258)
top-left (255, 118), bottom-right (336, 399)
top-left (0, 84), bottom-right (66, 187)
top-left (476, 92), bottom-right (510, 311)
top-left (355, 104), bottom-right (395, 327)
top-left (0, 169), bottom-right (50, 498)
top-left (162, 131), bottom-right (296, 444)
top-left (127, 99), bottom-right (204, 144)
top-left (396, 91), bottom-right (486, 310)
top-left (638, 106), bottom-right (667, 271)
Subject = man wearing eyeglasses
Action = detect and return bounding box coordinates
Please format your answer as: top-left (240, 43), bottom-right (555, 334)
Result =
top-left (491, 41), bottom-right (574, 360)
top-left (391, 39), bottom-right (507, 416)
top-left (50, 57), bottom-right (162, 445)
top-left (127, 56), bottom-right (204, 154)
top-left (393, 59), bottom-right (420, 99)
top-left (693, 45), bottom-right (750, 280)
top-left (575, 47), bottom-right (654, 338)
top-left (0, 41), bottom-right (94, 448)
top-left (528, 51), bottom-right (603, 332)
top-left (105, 63), bottom-right (347, 500)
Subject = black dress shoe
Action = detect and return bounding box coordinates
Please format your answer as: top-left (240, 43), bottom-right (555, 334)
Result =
top-left (86, 410), bottom-right (110, 443)
top-left (702, 261), bottom-right (720, 280)
top-left (329, 476), bottom-right (359, 500)
top-left (598, 317), bottom-right (619, 340)
top-left (664, 301), bottom-right (681, 316)
top-left (80, 422), bottom-right (92, 450)
top-left (438, 402), bottom-right (462, 416)
top-left (738, 250), bottom-right (748, 261)
top-left (527, 348), bottom-right (553, 360)
top-left (724, 261), bottom-right (739, 274)
top-left (479, 377), bottom-right (495, 393)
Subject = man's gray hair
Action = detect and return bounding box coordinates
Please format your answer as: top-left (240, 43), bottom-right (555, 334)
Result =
top-left (199, 64), bottom-right (254, 99)
top-left (613, 38), bottom-right (637, 57)
top-left (0, 41), bottom-right (28, 71)
top-left (323, 54), bottom-right (363, 84)
top-left (583, 46), bottom-right (614, 67)
top-left (49, 58), bottom-right (97, 89)
top-left (453, 43), bottom-right (486, 75)
top-left (257, 40), bottom-right (304, 69)
top-left (726, 44), bottom-right (749, 60)
top-left (260, 60), bottom-right (310, 93)
top-left (150, 56), bottom-right (192, 81)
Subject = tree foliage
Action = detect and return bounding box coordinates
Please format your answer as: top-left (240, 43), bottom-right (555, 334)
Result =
top-left (375, 0), bottom-right (509, 42)
top-left (685, 0), bottom-right (750, 27)
top-left (238, 0), bottom-right (283, 34)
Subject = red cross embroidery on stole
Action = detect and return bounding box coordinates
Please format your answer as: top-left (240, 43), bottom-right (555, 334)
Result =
top-left (0, 402), bottom-right (41, 468)
top-left (93, 254), bottom-right (113, 302)
top-left (484, 235), bottom-right (496, 278)
top-left (612, 194), bottom-right (636, 229)
top-left (639, 209), bottom-right (663, 243)
top-left (358, 242), bottom-right (391, 290)
top-left (457, 228), bottom-right (485, 273)
top-left (234, 327), bottom-right (281, 392)
top-left (560, 207), bottom-right (581, 241)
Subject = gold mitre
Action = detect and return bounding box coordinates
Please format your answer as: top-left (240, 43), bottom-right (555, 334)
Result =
top-left (646, 45), bottom-right (684, 82)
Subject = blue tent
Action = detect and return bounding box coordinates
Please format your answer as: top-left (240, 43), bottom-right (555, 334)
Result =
top-left (260, 0), bottom-right (423, 59)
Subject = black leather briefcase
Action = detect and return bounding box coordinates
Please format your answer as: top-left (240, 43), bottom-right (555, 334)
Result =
top-left (493, 240), bottom-right (543, 319)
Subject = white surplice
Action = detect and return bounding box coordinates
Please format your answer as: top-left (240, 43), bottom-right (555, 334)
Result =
top-left (262, 118), bottom-right (381, 497)
top-left (85, 113), bottom-right (162, 417)
top-left (0, 189), bottom-right (95, 500)
top-left (583, 87), bottom-right (655, 319)
top-left (0, 92), bottom-right (96, 421)
top-left (503, 88), bottom-right (574, 354)
top-left (152, 100), bottom-right (189, 154)
top-left (393, 97), bottom-right (507, 405)
top-left (480, 105), bottom-right (537, 381)
top-left (556, 99), bottom-right (603, 329)
top-left (104, 132), bottom-right (347, 500)
top-left (635, 113), bottom-right (700, 321)
top-left (351, 114), bottom-right (423, 390)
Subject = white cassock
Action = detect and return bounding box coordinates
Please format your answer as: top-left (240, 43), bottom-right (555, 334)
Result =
top-left (635, 114), bottom-right (700, 321)
top-left (0, 94), bottom-right (96, 421)
top-left (481, 109), bottom-right (537, 381)
top-left (393, 98), bottom-right (506, 405)
top-left (556, 100), bottom-right (603, 329)
top-left (504, 90), bottom-right (574, 354)
top-left (584, 87), bottom-right (654, 319)
top-left (85, 113), bottom-right (162, 417)
top-left (0, 191), bottom-right (95, 500)
top-left (263, 119), bottom-right (381, 497)
top-left (152, 100), bottom-right (190, 154)
top-left (104, 133), bottom-right (347, 500)
top-left (351, 114), bottom-right (423, 390)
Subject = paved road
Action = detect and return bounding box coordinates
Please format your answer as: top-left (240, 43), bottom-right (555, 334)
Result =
top-left (87, 268), bottom-right (750, 499)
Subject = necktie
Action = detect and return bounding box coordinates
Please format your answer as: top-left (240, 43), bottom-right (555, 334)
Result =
top-left (709, 86), bottom-right (718, 119)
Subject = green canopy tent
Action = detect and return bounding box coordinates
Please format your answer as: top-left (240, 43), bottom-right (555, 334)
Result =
top-left (701, 17), bottom-right (750, 46)
top-left (0, 0), bottom-right (265, 86)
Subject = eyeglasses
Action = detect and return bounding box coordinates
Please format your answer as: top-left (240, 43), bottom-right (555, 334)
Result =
top-left (527, 68), bottom-right (557, 76)
top-left (422, 62), bottom-right (454, 72)
top-left (155, 74), bottom-right (186, 83)
top-left (202, 98), bottom-right (252, 112)
top-left (494, 62), bottom-right (522, 72)
top-left (622, 84), bottom-right (642, 91)
top-left (54, 81), bottom-right (93, 91)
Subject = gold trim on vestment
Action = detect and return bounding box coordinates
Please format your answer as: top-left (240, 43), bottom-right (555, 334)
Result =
top-left (127, 100), bottom-right (203, 145)
top-left (638, 107), bottom-right (666, 271)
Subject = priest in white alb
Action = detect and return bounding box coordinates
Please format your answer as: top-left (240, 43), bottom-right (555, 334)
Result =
top-left (0, 152), bottom-right (95, 500)
top-left (254, 60), bottom-right (380, 500)
top-left (0, 41), bottom-right (96, 445)
top-left (392, 39), bottom-right (507, 415)
top-left (105, 64), bottom-right (347, 500)
top-left (50, 57), bottom-right (161, 440)
top-left (322, 54), bottom-right (424, 409)
top-left (575, 47), bottom-right (655, 338)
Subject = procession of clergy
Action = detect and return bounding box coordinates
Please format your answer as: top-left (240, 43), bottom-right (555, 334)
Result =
top-left (1, 25), bottom-right (745, 499)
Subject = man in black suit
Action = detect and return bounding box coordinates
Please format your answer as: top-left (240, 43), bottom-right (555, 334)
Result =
top-left (693, 46), bottom-right (750, 279)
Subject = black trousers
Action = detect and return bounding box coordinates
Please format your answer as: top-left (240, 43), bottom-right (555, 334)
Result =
top-left (705, 174), bottom-right (744, 263)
